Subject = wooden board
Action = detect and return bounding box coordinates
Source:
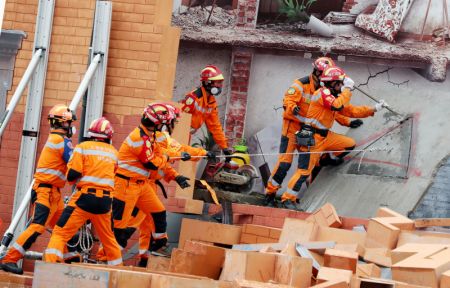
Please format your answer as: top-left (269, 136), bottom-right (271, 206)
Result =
top-left (414, 218), bottom-right (450, 228)
top-left (156, 26), bottom-right (181, 100)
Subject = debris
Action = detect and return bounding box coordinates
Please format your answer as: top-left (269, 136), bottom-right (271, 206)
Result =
top-left (172, 6), bottom-right (236, 31)
top-left (323, 248), bottom-right (358, 273)
top-left (323, 12), bottom-right (358, 24)
top-left (414, 218), bottom-right (450, 228)
top-left (306, 203), bottom-right (342, 228)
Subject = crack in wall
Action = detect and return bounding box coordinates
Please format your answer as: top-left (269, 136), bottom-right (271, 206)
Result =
top-left (357, 67), bottom-right (393, 87)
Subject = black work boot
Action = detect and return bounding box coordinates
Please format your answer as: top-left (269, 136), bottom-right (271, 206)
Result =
top-left (281, 200), bottom-right (304, 211)
top-left (138, 257), bottom-right (148, 268)
top-left (1, 262), bottom-right (23, 275)
top-left (264, 193), bottom-right (276, 207)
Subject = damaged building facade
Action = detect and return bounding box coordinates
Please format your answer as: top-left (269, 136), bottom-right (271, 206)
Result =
top-left (173, 0), bottom-right (450, 218)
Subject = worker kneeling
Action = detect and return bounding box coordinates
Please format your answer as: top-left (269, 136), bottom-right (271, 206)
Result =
top-left (44, 117), bottom-right (122, 265)
top-left (281, 67), bottom-right (389, 210)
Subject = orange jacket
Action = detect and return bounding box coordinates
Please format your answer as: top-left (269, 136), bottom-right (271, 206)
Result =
top-left (282, 75), bottom-right (353, 127)
top-left (305, 88), bottom-right (375, 131)
top-left (34, 131), bottom-right (73, 188)
top-left (116, 126), bottom-right (168, 180)
top-left (150, 131), bottom-right (207, 182)
top-left (182, 87), bottom-right (228, 149)
top-left (67, 140), bottom-right (118, 191)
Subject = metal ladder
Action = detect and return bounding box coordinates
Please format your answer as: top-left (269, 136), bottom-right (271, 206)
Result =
top-left (0, 0), bottom-right (112, 257)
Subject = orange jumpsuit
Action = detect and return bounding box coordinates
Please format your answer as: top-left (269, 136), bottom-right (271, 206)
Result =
top-left (127, 132), bottom-right (207, 260)
top-left (44, 140), bottom-right (122, 265)
top-left (182, 87), bottom-right (228, 149)
top-left (111, 125), bottom-right (169, 249)
top-left (266, 76), bottom-right (352, 195)
top-left (2, 131), bottom-right (72, 265)
top-left (282, 88), bottom-right (375, 202)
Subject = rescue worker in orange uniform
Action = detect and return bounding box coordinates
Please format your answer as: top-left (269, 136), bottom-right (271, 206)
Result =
top-left (280, 66), bottom-right (389, 210)
top-left (181, 65), bottom-right (232, 155)
top-left (264, 58), bottom-right (363, 207)
top-left (44, 117), bottom-right (122, 265)
top-left (127, 104), bottom-right (215, 267)
top-left (1, 104), bottom-right (75, 274)
top-left (111, 103), bottom-right (187, 253)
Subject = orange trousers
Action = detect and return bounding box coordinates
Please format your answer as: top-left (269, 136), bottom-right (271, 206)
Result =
top-left (112, 177), bottom-right (166, 249)
top-left (266, 120), bottom-right (300, 195)
top-left (3, 183), bottom-right (64, 264)
top-left (127, 210), bottom-right (154, 259)
top-left (44, 188), bottom-right (122, 265)
top-left (281, 131), bottom-right (355, 202)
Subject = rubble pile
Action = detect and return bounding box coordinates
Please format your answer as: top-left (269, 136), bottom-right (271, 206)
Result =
top-left (172, 6), bottom-right (237, 31)
top-left (13, 204), bottom-right (449, 287)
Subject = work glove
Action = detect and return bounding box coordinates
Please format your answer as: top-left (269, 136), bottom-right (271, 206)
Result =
top-left (349, 119), bottom-right (363, 128)
top-left (341, 77), bottom-right (355, 91)
top-left (150, 236), bottom-right (168, 252)
top-left (180, 152), bottom-right (191, 161)
top-left (222, 148), bottom-right (233, 156)
top-left (206, 151), bottom-right (216, 160)
top-left (175, 175), bottom-right (190, 189)
top-left (293, 106), bottom-right (300, 115)
top-left (374, 100), bottom-right (389, 112)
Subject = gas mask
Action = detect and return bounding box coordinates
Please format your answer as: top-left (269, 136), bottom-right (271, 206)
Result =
top-left (210, 86), bottom-right (222, 96)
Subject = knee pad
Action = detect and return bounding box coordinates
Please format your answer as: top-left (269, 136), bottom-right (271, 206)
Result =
top-left (150, 211), bottom-right (167, 233)
top-left (112, 198), bottom-right (126, 221)
top-left (32, 203), bottom-right (51, 225)
top-left (292, 175), bottom-right (308, 192)
top-left (298, 154), bottom-right (311, 169)
top-left (272, 162), bottom-right (291, 184)
top-left (56, 206), bottom-right (75, 228)
top-left (113, 228), bottom-right (129, 248)
top-left (279, 136), bottom-right (289, 153)
top-left (338, 145), bottom-right (355, 158)
top-left (22, 231), bottom-right (42, 250)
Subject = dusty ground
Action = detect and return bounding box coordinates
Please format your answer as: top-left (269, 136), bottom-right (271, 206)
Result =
top-left (172, 6), bottom-right (237, 31)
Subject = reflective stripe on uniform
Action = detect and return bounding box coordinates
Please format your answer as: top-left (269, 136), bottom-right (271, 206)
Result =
top-left (36, 168), bottom-right (66, 181)
top-left (285, 188), bottom-right (298, 196)
top-left (12, 242), bottom-right (26, 255)
top-left (74, 148), bottom-right (118, 161)
top-left (45, 142), bottom-right (65, 149)
top-left (139, 249), bottom-right (150, 256)
top-left (268, 177), bottom-right (281, 187)
top-left (152, 232), bottom-right (167, 239)
top-left (80, 176), bottom-right (114, 186)
top-left (107, 257), bottom-right (123, 265)
top-left (155, 135), bottom-right (167, 143)
top-left (291, 82), bottom-right (304, 93)
top-left (194, 102), bottom-right (213, 114)
top-left (45, 248), bottom-right (64, 259)
top-left (118, 163), bottom-right (150, 177)
top-left (63, 252), bottom-right (80, 259)
top-left (295, 115), bottom-right (328, 130)
top-left (126, 136), bottom-right (143, 148)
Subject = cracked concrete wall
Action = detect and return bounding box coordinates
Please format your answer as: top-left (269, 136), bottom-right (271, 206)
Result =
top-left (172, 43), bottom-right (232, 146)
top-left (400, 0), bottom-right (448, 36)
top-left (244, 53), bottom-right (450, 218)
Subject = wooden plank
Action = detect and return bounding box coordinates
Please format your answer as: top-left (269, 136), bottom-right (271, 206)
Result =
top-left (155, 26), bottom-right (181, 100)
top-left (32, 261), bottom-right (111, 288)
top-left (154, 0), bottom-right (173, 26)
top-left (414, 218), bottom-right (450, 228)
top-left (178, 218), bottom-right (242, 249)
top-left (174, 161), bottom-right (197, 199)
top-left (0, 271), bottom-right (33, 288)
top-left (147, 254), bottom-right (171, 272)
top-left (183, 198), bottom-right (204, 214)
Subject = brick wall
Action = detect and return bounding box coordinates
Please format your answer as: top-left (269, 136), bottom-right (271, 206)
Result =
top-left (224, 47), bottom-right (253, 147)
top-left (236, 0), bottom-right (259, 28)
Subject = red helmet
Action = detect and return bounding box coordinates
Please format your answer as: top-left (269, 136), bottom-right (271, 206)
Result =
top-left (142, 102), bottom-right (174, 126)
top-left (166, 104), bottom-right (181, 119)
top-left (88, 117), bottom-right (114, 139)
top-left (320, 66), bottom-right (346, 82)
top-left (48, 104), bottom-right (73, 122)
top-left (200, 65), bottom-right (224, 82)
top-left (313, 57), bottom-right (336, 72)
